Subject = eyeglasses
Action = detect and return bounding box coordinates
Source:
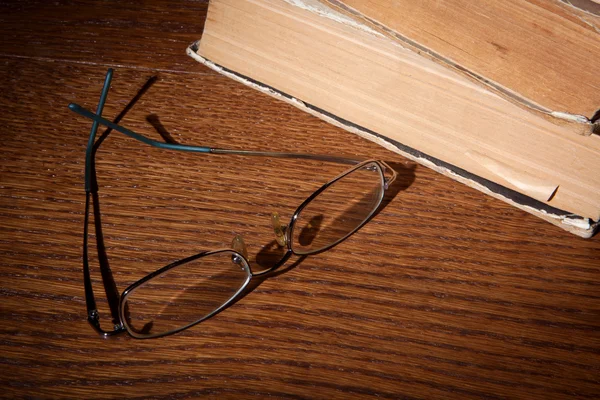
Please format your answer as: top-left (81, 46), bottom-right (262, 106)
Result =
top-left (71, 69), bottom-right (397, 339)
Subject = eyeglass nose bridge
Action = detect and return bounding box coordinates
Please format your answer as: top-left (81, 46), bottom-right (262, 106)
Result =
top-left (271, 212), bottom-right (288, 247)
top-left (231, 234), bottom-right (249, 266)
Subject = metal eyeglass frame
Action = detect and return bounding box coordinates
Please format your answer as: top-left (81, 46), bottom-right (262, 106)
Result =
top-left (70, 69), bottom-right (397, 339)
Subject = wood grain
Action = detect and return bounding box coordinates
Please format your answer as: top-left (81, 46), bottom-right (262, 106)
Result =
top-left (0, 1), bottom-right (599, 399)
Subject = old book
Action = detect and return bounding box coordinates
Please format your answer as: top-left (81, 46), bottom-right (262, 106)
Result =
top-left (187, 0), bottom-right (600, 237)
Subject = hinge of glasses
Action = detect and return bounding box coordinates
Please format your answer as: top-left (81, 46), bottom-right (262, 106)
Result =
top-left (87, 309), bottom-right (126, 337)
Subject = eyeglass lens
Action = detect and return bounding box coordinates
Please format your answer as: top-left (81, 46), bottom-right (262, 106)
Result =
top-left (121, 250), bottom-right (250, 338)
top-left (291, 161), bottom-right (384, 255)
top-left (120, 162), bottom-right (384, 337)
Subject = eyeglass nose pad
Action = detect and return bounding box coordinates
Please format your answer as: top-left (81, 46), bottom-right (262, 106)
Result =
top-left (231, 234), bottom-right (248, 265)
top-left (271, 212), bottom-right (288, 247)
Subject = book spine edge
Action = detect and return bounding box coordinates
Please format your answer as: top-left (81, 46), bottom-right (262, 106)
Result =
top-left (186, 42), bottom-right (597, 238)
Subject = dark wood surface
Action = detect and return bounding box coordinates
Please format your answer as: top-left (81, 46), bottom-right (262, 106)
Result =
top-left (1, 1), bottom-right (599, 399)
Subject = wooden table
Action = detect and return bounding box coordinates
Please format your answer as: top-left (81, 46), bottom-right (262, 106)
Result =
top-left (1, 1), bottom-right (599, 398)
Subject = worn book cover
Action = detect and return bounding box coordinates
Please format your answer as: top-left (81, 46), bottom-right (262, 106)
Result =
top-left (188, 0), bottom-right (600, 237)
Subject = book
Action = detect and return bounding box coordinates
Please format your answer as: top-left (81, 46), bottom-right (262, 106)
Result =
top-left (187, 0), bottom-right (600, 237)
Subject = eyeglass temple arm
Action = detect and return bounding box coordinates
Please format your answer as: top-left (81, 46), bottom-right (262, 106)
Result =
top-left (82, 68), bottom-right (126, 337)
top-left (83, 69), bottom-right (112, 193)
top-left (381, 160), bottom-right (398, 189)
top-left (83, 193), bottom-right (126, 338)
top-left (69, 102), bottom-right (362, 169)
